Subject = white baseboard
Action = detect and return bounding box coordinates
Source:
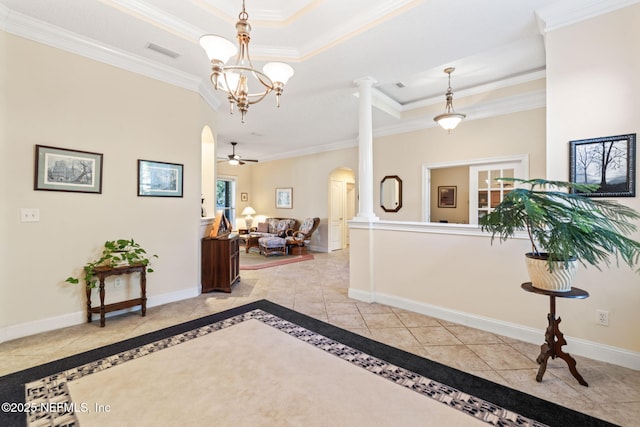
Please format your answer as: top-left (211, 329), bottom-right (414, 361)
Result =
top-left (0, 286), bottom-right (199, 344)
top-left (348, 288), bottom-right (640, 371)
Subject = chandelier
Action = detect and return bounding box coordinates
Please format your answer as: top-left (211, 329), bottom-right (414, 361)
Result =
top-left (433, 67), bottom-right (466, 133)
top-left (199, 0), bottom-right (294, 123)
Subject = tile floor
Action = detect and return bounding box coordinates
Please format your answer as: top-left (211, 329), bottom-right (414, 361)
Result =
top-left (1, 250), bottom-right (639, 426)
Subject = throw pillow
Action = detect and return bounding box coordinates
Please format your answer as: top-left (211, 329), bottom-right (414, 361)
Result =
top-left (257, 222), bottom-right (269, 233)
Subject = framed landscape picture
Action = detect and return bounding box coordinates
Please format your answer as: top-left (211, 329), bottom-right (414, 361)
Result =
top-left (438, 186), bottom-right (457, 208)
top-left (569, 134), bottom-right (636, 197)
top-left (275, 187), bottom-right (292, 209)
top-left (34, 145), bottom-right (103, 193)
top-left (137, 159), bottom-right (184, 197)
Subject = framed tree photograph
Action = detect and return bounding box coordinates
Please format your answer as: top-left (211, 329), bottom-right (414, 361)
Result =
top-left (275, 187), bottom-right (292, 209)
top-left (438, 186), bottom-right (457, 208)
top-left (241, 192), bottom-right (248, 202)
top-left (34, 145), bottom-right (103, 193)
top-left (138, 159), bottom-right (184, 197)
top-left (570, 134), bottom-right (636, 197)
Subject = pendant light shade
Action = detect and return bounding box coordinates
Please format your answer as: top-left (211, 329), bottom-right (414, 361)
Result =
top-left (434, 67), bottom-right (466, 133)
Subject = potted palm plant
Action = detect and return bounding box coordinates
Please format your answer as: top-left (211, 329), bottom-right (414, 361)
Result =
top-left (65, 238), bottom-right (157, 288)
top-left (479, 178), bottom-right (640, 291)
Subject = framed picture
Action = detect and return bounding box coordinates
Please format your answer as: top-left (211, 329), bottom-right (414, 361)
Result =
top-left (241, 192), bottom-right (248, 202)
top-left (569, 133), bottom-right (636, 197)
top-left (438, 186), bottom-right (457, 208)
top-left (137, 159), bottom-right (184, 197)
top-left (34, 145), bottom-right (103, 193)
top-left (275, 187), bottom-right (293, 209)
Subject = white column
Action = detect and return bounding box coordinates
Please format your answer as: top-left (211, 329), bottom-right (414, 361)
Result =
top-left (353, 76), bottom-right (379, 222)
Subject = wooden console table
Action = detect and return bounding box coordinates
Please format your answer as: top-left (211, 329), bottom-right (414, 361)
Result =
top-left (521, 282), bottom-right (589, 386)
top-left (86, 264), bottom-right (147, 327)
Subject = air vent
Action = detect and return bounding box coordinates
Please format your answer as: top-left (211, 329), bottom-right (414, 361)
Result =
top-left (146, 43), bottom-right (180, 59)
top-left (395, 82), bottom-right (406, 88)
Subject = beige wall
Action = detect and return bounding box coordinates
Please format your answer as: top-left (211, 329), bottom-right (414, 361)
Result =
top-left (545, 4), bottom-right (640, 352)
top-left (430, 166), bottom-right (469, 224)
top-left (219, 148), bottom-right (358, 251)
top-left (351, 4), bottom-right (640, 367)
top-left (1, 33), bottom-right (215, 338)
top-left (374, 107), bottom-right (546, 221)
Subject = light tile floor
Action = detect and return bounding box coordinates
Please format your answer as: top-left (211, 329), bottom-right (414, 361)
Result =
top-left (1, 250), bottom-right (639, 426)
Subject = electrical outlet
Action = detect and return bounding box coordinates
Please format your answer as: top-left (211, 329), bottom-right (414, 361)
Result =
top-left (596, 309), bottom-right (609, 326)
top-left (114, 277), bottom-right (124, 288)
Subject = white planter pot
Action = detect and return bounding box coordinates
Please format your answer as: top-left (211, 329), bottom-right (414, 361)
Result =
top-left (525, 253), bottom-right (577, 292)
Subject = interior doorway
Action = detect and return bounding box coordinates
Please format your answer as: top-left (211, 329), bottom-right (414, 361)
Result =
top-left (328, 168), bottom-right (356, 251)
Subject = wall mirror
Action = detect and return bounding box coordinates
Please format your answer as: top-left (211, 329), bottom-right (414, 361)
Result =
top-left (380, 175), bottom-right (403, 212)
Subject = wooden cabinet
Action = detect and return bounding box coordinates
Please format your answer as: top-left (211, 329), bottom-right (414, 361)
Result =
top-left (201, 234), bottom-right (240, 293)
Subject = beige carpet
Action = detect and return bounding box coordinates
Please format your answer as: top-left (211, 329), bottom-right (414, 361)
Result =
top-left (68, 319), bottom-right (482, 426)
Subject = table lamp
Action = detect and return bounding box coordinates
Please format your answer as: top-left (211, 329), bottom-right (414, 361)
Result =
top-left (241, 206), bottom-right (256, 229)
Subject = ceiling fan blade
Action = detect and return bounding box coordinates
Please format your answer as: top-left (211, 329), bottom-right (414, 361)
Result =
top-left (243, 159), bottom-right (259, 163)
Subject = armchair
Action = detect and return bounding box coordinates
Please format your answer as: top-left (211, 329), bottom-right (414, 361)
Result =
top-left (285, 217), bottom-right (320, 254)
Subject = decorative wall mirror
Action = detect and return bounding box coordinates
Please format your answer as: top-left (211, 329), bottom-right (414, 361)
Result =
top-left (380, 175), bottom-right (403, 212)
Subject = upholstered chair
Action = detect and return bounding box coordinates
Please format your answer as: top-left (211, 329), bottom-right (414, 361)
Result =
top-left (285, 217), bottom-right (320, 254)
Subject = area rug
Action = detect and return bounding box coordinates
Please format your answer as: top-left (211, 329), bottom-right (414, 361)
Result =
top-left (0, 300), bottom-right (616, 427)
top-left (239, 247), bottom-right (314, 270)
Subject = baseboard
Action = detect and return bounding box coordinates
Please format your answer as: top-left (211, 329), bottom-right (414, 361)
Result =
top-left (348, 288), bottom-right (640, 371)
top-left (0, 287), bottom-right (199, 344)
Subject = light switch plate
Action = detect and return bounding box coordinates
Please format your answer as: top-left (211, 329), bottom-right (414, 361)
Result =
top-left (21, 208), bottom-right (40, 222)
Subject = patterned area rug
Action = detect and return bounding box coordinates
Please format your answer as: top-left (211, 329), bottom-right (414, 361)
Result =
top-left (239, 247), bottom-right (314, 270)
top-left (0, 300), bottom-right (616, 427)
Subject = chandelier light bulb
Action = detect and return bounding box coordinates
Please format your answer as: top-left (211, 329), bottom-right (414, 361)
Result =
top-left (199, 35), bottom-right (237, 63)
top-left (263, 62), bottom-right (295, 85)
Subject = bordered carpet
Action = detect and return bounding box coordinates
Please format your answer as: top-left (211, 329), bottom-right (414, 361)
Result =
top-left (0, 300), bottom-right (617, 427)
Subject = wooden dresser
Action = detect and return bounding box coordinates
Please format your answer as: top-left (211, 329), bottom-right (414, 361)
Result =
top-left (201, 234), bottom-right (240, 293)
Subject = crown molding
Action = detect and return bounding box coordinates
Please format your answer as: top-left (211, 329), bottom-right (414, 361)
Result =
top-left (297, 0), bottom-right (423, 60)
top-left (535, 0), bottom-right (640, 33)
top-left (3, 8), bottom-right (202, 92)
top-left (403, 69), bottom-right (546, 111)
top-left (258, 138), bottom-right (357, 163)
top-left (104, 0), bottom-right (201, 41)
top-left (373, 90), bottom-right (546, 138)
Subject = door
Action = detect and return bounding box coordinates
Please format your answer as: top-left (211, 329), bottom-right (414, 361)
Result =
top-left (469, 162), bottom-right (521, 224)
top-left (330, 179), bottom-right (345, 251)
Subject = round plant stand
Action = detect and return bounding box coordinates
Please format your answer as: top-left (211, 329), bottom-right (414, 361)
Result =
top-left (521, 282), bottom-right (589, 387)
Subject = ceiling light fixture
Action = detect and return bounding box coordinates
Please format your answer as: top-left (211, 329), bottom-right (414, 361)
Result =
top-left (433, 67), bottom-right (466, 133)
top-left (199, 0), bottom-right (294, 123)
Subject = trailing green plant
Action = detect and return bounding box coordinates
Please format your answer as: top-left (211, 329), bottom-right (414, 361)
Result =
top-left (65, 239), bottom-right (158, 288)
top-left (479, 178), bottom-right (640, 273)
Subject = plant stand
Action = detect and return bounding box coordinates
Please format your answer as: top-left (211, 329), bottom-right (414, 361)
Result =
top-left (521, 282), bottom-right (589, 387)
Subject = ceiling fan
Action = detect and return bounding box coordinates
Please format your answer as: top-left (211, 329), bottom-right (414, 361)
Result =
top-left (219, 142), bottom-right (259, 166)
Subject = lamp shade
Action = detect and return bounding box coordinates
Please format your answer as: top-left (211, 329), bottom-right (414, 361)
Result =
top-left (241, 206), bottom-right (256, 216)
top-left (434, 113), bottom-right (466, 131)
top-left (263, 62), bottom-right (294, 84)
top-left (199, 34), bottom-right (237, 63)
